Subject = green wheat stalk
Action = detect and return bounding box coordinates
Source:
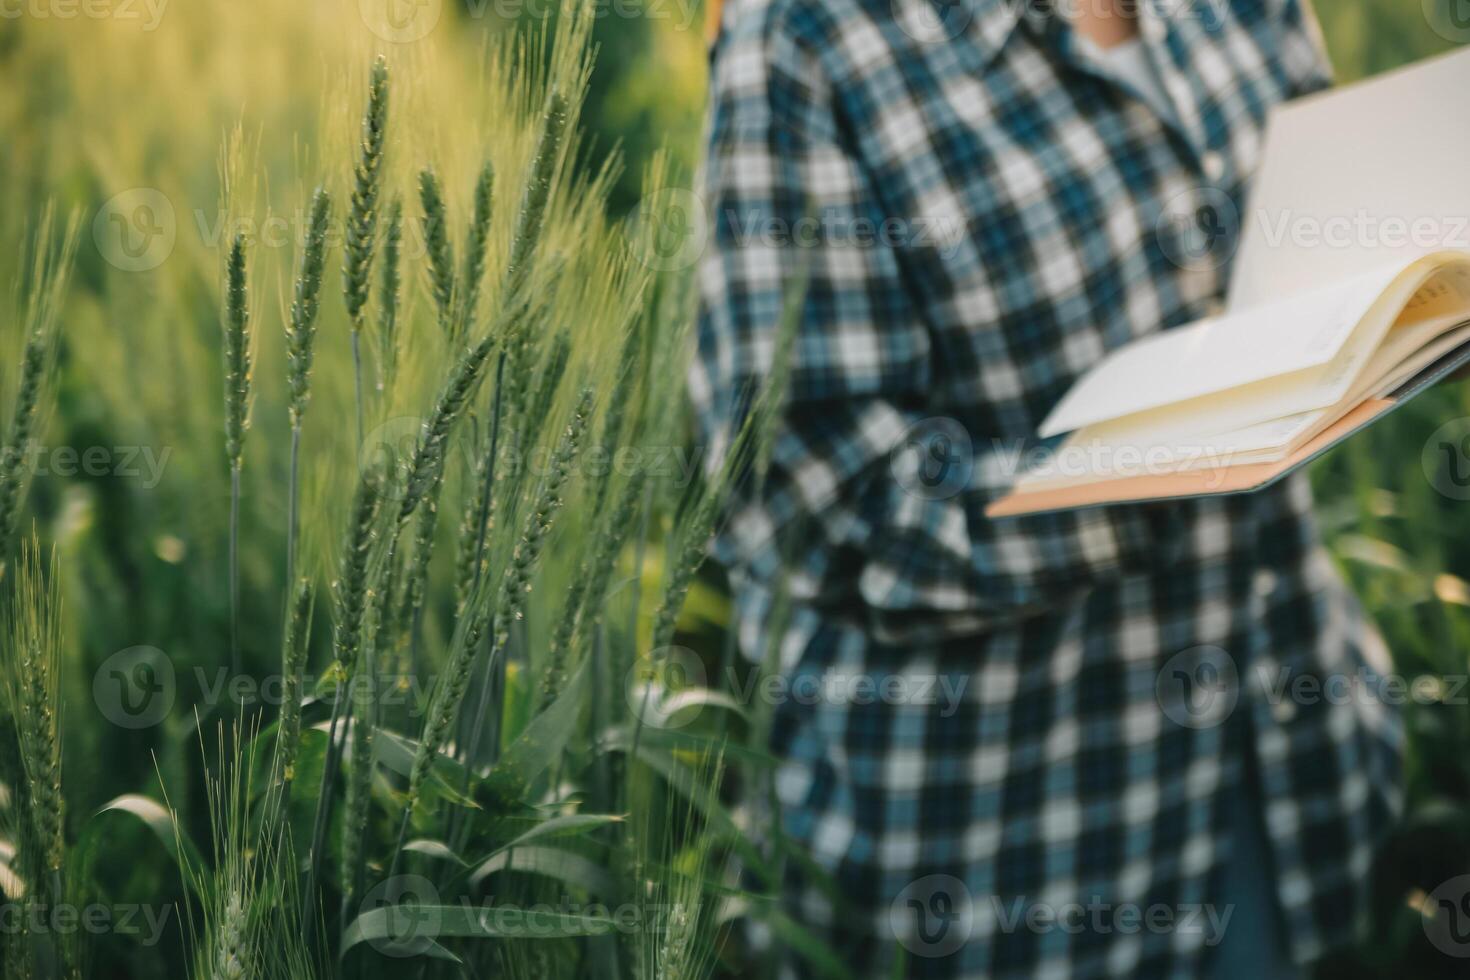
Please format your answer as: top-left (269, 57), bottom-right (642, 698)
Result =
top-left (448, 386), bottom-right (594, 851)
top-left (300, 470), bottom-right (381, 942)
top-left (377, 196), bottom-right (404, 396)
top-left (285, 186), bottom-right (332, 594)
top-left (343, 56), bottom-right (390, 447)
top-left (418, 167), bottom-right (456, 335)
top-left (0, 209), bottom-right (77, 571)
top-left (339, 562), bottom-right (387, 917)
top-left (275, 578), bottom-right (314, 790)
top-left (456, 160), bottom-right (496, 339)
top-left (497, 93), bottom-right (569, 424)
top-left (222, 232), bottom-right (252, 684)
top-left (390, 387), bottom-right (592, 871)
top-left (2, 540), bottom-right (73, 977)
top-left (398, 332), bottom-right (497, 526)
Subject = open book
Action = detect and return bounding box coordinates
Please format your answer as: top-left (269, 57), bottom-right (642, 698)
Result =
top-left (986, 46), bottom-right (1470, 519)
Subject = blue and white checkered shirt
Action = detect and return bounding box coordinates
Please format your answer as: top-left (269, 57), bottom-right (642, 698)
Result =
top-left (693, 0), bottom-right (1404, 976)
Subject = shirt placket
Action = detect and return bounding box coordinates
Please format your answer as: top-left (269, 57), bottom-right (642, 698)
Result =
top-left (1136, 0), bottom-right (1229, 185)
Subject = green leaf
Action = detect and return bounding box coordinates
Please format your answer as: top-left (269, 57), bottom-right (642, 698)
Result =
top-left (496, 812), bottom-right (623, 851)
top-left (92, 795), bottom-right (207, 895)
top-left (341, 903), bottom-right (616, 956)
top-left (657, 687), bottom-right (749, 722)
top-left (602, 727), bottom-right (772, 882)
top-left (606, 723), bottom-right (777, 769)
top-left (469, 844), bottom-right (617, 897)
top-left (485, 656), bottom-right (591, 799)
top-left (404, 838), bottom-right (468, 866)
top-left (0, 841), bottom-right (25, 897)
top-left (374, 728), bottom-right (471, 786)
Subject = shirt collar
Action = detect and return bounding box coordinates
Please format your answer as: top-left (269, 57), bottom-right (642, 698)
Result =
top-left (962, 0), bottom-right (1049, 69)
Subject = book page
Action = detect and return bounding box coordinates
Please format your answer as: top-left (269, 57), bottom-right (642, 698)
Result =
top-left (1230, 46), bottom-right (1470, 310)
top-left (1038, 254), bottom-right (1418, 437)
top-left (1023, 276), bottom-right (1470, 488)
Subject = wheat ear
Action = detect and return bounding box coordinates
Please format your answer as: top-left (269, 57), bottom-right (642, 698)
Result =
top-left (343, 56), bottom-right (390, 446)
top-left (222, 232), bottom-right (251, 683)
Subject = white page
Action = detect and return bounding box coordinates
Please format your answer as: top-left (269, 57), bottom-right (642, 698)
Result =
top-left (1038, 255), bottom-right (1414, 437)
top-left (1231, 47), bottom-right (1470, 311)
top-left (1032, 318), bottom-right (1470, 485)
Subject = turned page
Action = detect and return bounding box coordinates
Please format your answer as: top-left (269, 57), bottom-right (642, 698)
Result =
top-left (1229, 46), bottom-right (1470, 311)
top-left (1037, 253), bottom-right (1422, 438)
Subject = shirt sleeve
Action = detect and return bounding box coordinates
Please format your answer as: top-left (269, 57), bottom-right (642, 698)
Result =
top-left (1271, 0), bottom-right (1336, 97)
top-left (690, 11), bottom-right (984, 617)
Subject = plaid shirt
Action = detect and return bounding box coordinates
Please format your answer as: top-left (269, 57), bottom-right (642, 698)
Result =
top-left (693, 1), bottom-right (1403, 977)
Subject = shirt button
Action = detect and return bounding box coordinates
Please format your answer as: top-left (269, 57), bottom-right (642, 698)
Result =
top-left (1201, 151), bottom-right (1226, 183)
